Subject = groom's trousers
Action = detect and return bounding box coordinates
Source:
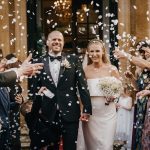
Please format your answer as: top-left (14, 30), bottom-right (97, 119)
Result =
top-left (29, 111), bottom-right (79, 150)
top-left (51, 111), bottom-right (79, 150)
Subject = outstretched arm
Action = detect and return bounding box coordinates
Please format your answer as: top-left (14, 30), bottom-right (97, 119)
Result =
top-left (114, 48), bottom-right (150, 69)
top-left (0, 54), bottom-right (43, 87)
top-left (136, 89), bottom-right (150, 98)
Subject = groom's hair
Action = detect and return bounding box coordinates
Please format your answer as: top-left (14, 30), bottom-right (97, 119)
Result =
top-left (47, 30), bottom-right (64, 41)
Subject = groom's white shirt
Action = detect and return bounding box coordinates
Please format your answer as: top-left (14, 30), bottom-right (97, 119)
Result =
top-left (48, 52), bottom-right (61, 86)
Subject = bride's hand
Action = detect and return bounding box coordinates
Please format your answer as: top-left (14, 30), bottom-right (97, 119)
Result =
top-left (116, 103), bottom-right (121, 109)
top-left (80, 113), bottom-right (90, 122)
top-left (105, 96), bottom-right (116, 105)
top-left (106, 96), bottom-right (115, 102)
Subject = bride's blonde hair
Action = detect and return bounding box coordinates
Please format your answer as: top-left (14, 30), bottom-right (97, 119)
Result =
top-left (87, 39), bottom-right (110, 64)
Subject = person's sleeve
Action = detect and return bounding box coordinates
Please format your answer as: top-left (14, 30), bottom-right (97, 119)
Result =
top-left (0, 71), bottom-right (17, 87)
top-left (75, 56), bottom-right (92, 115)
top-left (25, 95), bottom-right (42, 130)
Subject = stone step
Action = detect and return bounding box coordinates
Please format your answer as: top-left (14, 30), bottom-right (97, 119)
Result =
top-left (20, 126), bottom-right (30, 149)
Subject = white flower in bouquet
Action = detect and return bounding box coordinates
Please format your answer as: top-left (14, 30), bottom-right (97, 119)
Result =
top-left (97, 77), bottom-right (123, 105)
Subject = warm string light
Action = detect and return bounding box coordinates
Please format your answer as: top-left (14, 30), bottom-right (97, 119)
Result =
top-left (77, 4), bottom-right (88, 22)
top-left (53, 0), bottom-right (71, 19)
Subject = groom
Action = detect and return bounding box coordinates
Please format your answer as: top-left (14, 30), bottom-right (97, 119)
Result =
top-left (26, 30), bottom-right (92, 150)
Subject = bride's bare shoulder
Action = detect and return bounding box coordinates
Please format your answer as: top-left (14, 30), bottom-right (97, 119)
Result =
top-left (105, 64), bottom-right (118, 71)
top-left (84, 64), bottom-right (93, 72)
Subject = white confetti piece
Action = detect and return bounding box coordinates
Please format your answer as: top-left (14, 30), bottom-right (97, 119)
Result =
top-left (133, 5), bottom-right (137, 9)
top-left (147, 17), bottom-right (149, 21)
top-left (146, 11), bottom-right (149, 15)
top-left (3, 25), bottom-right (8, 29)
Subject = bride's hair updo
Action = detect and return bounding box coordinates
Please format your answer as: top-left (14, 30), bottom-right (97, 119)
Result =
top-left (87, 39), bottom-right (110, 64)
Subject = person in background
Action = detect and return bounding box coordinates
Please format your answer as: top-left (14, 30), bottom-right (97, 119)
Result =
top-left (0, 56), bottom-right (22, 150)
top-left (5, 54), bottom-right (24, 150)
top-left (115, 86), bottom-right (133, 150)
top-left (136, 89), bottom-right (150, 150)
top-left (0, 54), bottom-right (43, 149)
top-left (114, 40), bottom-right (150, 149)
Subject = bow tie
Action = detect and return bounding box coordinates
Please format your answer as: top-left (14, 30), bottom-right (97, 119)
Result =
top-left (49, 55), bottom-right (62, 61)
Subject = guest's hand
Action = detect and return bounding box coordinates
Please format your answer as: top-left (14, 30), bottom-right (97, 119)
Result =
top-left (80, 113), bottom-right (90, 122)
top-left (0, 58), bottom-right (7, 71)
top-left (124, 71), bottom-right (134, 79)
top-left (20, 100), bottom-right (33, 116)
top-left (15, 94), bottom-right (24, 104)
top-left (136, 90), bottom-right (150, 98)
top-left (114, 48), bottom-right (127, 59)
top-left (18, 54), bottom-right (44, 77)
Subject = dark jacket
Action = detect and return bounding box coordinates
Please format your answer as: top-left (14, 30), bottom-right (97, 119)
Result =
top-left (0, 71), bottom-right (16, 87)
top-left (0, 87), bottom-right (10, 128)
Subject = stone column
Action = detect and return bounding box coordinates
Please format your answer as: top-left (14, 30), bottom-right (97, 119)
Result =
top-left (14, 1), bottom-right (28, 138)
top-left (135, 0), bottom-right (150, 40)
top-left (0, 0), bottom-right (10, 56)
top-left (118, 0), bottom-right (131, 79)
top-left (14, 0), bottom-right (27, 60)
top-left (0, 0), bottom-right (27, 59)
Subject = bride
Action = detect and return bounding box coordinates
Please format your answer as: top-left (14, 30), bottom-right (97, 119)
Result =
top-left (77, 39), bottom-right (121, 150)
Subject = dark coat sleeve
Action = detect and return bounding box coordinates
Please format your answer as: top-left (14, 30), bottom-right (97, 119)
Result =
top-left (25, 57), bottom-right (43, 129)
top-left (0, 71), bottom-right (17, 87)
top-left (75, 56), bottom-right (92, 115)
top-left (25, 95), bottom-right (42, 130)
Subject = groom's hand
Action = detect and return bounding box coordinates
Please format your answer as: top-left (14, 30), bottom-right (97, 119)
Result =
top-left (80, 113), bottom-right (90, 122)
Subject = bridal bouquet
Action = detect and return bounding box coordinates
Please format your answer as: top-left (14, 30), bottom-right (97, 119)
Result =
top-left (97, 77), bottom-right (123, 105)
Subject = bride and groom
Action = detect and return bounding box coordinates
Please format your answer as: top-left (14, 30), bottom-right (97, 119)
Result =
top-left (26, 30), bottom-right (120, 150)
top-left (25, 30), bottom-right (91, 150)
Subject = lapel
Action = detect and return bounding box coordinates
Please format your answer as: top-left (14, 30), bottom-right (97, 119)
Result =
top-left (57, 53), bottom-right (66, 84)
top-left (43, 55), bottom-right (56, 88)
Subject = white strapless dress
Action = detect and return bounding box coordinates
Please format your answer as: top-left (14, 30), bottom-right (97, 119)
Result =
top-left (77, 78), bottom-right (117, 150)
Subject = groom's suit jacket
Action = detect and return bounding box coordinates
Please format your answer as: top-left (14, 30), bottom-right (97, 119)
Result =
top-left (0, 71), bottom-right (16, 128)
top-left (26, 53), bottom-right (92, 128)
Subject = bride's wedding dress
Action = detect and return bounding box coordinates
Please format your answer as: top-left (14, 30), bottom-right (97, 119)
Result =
top-left (77, 78), bottom-right (117, 150)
